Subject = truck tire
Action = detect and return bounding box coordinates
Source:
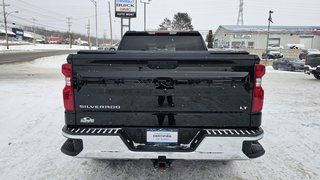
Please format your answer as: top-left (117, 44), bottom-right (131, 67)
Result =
top-left (313, 73), bottom-right (320, 79)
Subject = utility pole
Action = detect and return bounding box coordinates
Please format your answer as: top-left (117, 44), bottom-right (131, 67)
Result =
top-left (89, 0), bottom-right (98, 48)
top-left (103, 30), bottom-right (106, 44)
top-left (140, 0), bottom-right (151, 31)
top-left (67, 17), bottom-right (72, 48)
top-left (95, 1), bottom-right (98, 48)
top-left (87, 19), bottom-right (91, 50)
top-left (237, 0), bottom-right (244, 25)
top-left (32, 18), bottom-right (36, 45)
top-left (266, 10), bottom-right (274, 53)
top-left (108, 1), bottom-right (113, 44)
top-left (1, 0), bottom-right (10, 49)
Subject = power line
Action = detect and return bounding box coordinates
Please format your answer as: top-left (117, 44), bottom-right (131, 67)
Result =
top-left (14, 0), bottom-right (67, 19)
top-left (10, 14), bottom-right (67, 31)
top-left (8, 0), bottom-right (108, 24)
top-left (9, 3), bottom-right (66, 22)
top-left (74, 15), bottom-right (95, 21)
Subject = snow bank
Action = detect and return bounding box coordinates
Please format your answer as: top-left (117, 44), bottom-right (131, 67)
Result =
top-left (0, 44), bottom-right (96, 53)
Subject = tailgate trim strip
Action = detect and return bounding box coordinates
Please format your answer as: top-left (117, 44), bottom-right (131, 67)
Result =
top-left (64, 127), bottom-right (121, 135)
top-left (63, 126), bottom-right (263, 137)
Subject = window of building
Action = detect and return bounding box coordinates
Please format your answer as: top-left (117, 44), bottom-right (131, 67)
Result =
top-left (247, 42), bottom-right (255, 48)
top-left (231, 41), bottom-right (245, 49)
top-left (268, 38), bottom-right (280, 46)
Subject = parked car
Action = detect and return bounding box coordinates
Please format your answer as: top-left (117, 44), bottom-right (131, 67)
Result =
top-left (299, 49), bottom-right (320, 60)
top-left (268, 44), bottom-right (284, 50)
top-left (284, 44), bottom-right (305, 49)
top-left (304, 53), bottom-right (320, 79)
top-left (98, 42), bottom-right (120, 51)
top-left (272, 58), bottom-right (305, 71)
top-left (262, 50), bottom-right (284, 59)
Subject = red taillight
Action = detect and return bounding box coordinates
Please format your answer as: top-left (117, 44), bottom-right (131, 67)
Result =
top-left (62, 64), bottom-right (74, 111)
top-left (252, 64), bottom-right (265, 113)
top-left (255, 64), bottom-right (266, 78)
top-left (62, 64), bottom-right (72, 77)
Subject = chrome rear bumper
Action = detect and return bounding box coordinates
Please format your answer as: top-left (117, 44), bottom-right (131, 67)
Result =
top-left (61, 127), bottom-right (264, 160)
top-left (304, 65), bottom-right (320, 74)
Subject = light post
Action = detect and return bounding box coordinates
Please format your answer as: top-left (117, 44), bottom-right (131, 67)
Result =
top-left (89, 0), bottom-right (98, 48)
top-left (140, 0), bottom-right (151, 31)
top-left (108, 1), bottom-right (113, 45)
top-left (266, 10), bottom-right (274, 52)
top-left (2, 5), bottom-right (18, 49)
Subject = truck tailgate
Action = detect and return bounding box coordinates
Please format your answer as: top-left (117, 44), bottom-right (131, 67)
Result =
top-left (69, 51), bottom-right (259, 128)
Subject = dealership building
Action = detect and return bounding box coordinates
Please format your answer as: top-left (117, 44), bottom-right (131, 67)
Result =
top-left (213, 25), bottom-right (320, 49)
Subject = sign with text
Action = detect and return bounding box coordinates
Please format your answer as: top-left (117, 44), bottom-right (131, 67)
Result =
top-left (12, 28), bottom-right (24, 37)
top-left (234, 34), bottom-right (252, 39)
top-left (115, 0), bottom-right (137, 18)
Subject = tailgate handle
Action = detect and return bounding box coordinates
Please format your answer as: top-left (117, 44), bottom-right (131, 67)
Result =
top-left (148, 61), bottom-right (178, 69)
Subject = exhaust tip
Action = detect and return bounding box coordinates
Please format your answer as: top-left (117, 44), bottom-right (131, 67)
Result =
top-left (242, 141), bottom-right (265, 158)
top-left (61, 138), bottom-right (83, 156)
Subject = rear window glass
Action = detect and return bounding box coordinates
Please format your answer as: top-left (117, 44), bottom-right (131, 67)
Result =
top-left (118, 35), bottom-right (206, 51)
top-left (308, 55), bottom-right (320, 60)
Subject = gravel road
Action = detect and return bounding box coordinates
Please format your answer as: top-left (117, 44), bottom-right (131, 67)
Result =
top-left (0, 55), bottom-right (319, 180)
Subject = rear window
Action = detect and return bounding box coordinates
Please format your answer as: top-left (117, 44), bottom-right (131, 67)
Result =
top-left (118, 35), bottom-right (206, 51)
top-left (308, 54), bottom-right (320, 60)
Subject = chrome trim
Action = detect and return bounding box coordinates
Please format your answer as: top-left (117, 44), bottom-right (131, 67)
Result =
top-left (65, 127), bottom-right (121, 135)
top-left (64, 127), bottom-right (263, 137)
top-left (304, 65), bottom-right (320, 71)
top-left (204, 128), bottom-right (262, 136)
top-left (62, 131), bottom-right (264, 160)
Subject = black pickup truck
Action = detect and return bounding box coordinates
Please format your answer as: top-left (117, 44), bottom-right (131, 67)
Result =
top-left (61, 31), bottom-right (265, 167)
top-left (304, 53), bottom-right (320, 79)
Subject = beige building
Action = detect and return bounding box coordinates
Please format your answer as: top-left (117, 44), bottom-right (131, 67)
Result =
top-left (213, 25), bottom-right (320, 49)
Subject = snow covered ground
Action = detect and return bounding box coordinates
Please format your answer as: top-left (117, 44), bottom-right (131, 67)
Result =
top-left (0, 44), bottom-right (95, 53)
top-left (0, 56), bottom-right (319, 180)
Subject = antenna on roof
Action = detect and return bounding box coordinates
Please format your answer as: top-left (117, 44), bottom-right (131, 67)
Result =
top-left (237, 0), bottom-right (244, 26)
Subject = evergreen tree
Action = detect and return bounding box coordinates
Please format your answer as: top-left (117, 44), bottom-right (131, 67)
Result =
top-left (159, 18), bottom-right (172, 30)
top-left (171, 12), bottom-right (193, 31)
top-left (206, 30), bottom-right (213, 48)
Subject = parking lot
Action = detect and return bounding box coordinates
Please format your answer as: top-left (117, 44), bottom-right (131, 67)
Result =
top-left (0, 55), bottom-right (319, 180)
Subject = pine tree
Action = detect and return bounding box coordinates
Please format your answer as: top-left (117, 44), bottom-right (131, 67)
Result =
top-left (159, 18), bottom-right (172, 30)
top-left (206, 30), bottom-right (213, 48)
top-left (171, 12), bottom-right (193, 31)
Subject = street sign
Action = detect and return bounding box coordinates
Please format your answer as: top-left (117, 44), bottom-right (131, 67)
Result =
top-left (115, 0), bottom-right (137, 18)
top-left (12, 28), bottom-right (24, 37)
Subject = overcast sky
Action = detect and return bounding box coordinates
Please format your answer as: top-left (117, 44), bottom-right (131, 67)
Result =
top-left (3, 0), bottom-right (320, 39)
